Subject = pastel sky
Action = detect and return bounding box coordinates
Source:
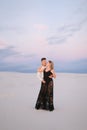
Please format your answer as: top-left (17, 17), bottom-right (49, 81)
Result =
top-left (0, 0), bottom-right (87, 73)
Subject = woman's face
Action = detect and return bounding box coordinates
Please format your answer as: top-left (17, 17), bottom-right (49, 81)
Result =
top-left (46, 62), bottom-right (51, 68)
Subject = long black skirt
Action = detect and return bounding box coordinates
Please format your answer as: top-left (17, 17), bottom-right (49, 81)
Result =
top-left (35, 80), bottom-right (54, 111)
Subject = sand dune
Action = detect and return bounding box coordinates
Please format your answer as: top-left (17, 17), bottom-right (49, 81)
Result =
top-left (0, 72), bottom-right (87, 130)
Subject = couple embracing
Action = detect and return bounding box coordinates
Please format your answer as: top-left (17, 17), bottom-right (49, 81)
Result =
top-left (35, 58), bottom-right (56, 111)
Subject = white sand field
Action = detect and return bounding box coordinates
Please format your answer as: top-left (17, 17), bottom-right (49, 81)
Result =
top-left (0, 72), bottom-right (87, 130)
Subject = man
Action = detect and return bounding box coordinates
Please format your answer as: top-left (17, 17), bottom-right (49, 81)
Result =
top-left (37, 57), bottom-right (47, 83)
top-left (35, 57), bottom-right (47, 109)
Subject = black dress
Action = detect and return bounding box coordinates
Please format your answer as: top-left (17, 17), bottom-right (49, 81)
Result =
top-left (35, 70), bottom-right (54, 111)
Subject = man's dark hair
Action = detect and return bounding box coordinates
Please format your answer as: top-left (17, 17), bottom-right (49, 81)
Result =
top-left (41, 57), bottom-right (46, 61)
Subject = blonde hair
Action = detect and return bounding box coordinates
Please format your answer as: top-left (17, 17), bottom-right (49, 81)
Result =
top-left (48, 60), bottom-right (54, 70)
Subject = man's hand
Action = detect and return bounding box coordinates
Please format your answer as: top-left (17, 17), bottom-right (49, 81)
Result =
top-left (42, 80), bottom-right (46, 83)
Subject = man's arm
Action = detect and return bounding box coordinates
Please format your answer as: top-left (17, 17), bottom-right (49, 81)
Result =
top-left (37, 72), bottom-right (44, 81)
top-left (37, 67), bottom-right (45, 83)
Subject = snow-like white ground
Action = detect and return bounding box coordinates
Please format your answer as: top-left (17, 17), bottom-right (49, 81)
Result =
top-left (0, 72), bottom-right (87, 130)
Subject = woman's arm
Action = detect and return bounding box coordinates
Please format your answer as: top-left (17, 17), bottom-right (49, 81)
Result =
top-left (51, 69), bottom-right (56, 78)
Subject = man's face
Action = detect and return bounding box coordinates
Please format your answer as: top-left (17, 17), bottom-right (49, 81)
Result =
top-left (42, 60), bottom-right (47, 66)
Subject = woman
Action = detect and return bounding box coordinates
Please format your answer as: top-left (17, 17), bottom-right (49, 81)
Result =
top-left (35, 60), bottom-right (56, 111)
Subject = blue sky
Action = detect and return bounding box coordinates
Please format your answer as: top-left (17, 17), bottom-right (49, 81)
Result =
top-left (0, 0), bottom-right (87, 73)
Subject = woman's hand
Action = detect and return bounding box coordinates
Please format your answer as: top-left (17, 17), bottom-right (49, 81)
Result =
top-left (38, 67), bottom-right (43, 72)
top-left (49, 74), bottom-right (53, 78)
top-left (51, 69), bottom-right (56, 78)
top-left (37, 67), bottom-right (44, 72)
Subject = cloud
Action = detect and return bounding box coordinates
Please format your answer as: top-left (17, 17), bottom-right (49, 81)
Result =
top-left (33, 24), bottom-right (48, 31)
top-left (0, 25), bottom-right (25, 34)
top-left (47, 24), bottom-right (79, 45)
top-left (0, 40), bottom-right (7, 49)
top-left (0, 44), bottom-right (38, 73)
top-left (57, 17), bottom-right (87, 34)
top-left (47, 17), bottom-right (87, 45)
top-left (57, 24), bottom-right (80, 33)
top-left (0, 45), bottom-right (37, 70)
top-left (47, 0), bottom-right (87, 45)
top-left (74, 0), bottom-right (87, 15)
top-left (0, 46), bottom-right (19, 59)
top-left (0, 44), bottom-right (87, 73)
top-left (55, 58), bottom-right (87, 73)
top-left (47, 36), bottom-right (67, 44)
